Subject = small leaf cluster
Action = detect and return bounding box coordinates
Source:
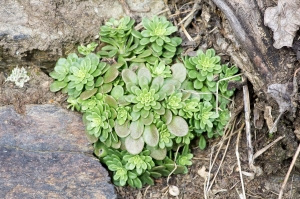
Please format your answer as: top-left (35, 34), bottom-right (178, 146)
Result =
top-left (183, 48), bottom-right (240, 149)
top-left (49, 53), bottom-right (116, 98)
top-left (49, 16), bottom-right (240, 188)
top-left (100, 147), bottom-right (155, 188)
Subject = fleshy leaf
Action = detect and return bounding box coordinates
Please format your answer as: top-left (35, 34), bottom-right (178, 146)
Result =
top-left (140, 112), bottom-right (154, 125)
top-left (105, 95), bottom-right (118, 108)
top-left (80, 88), bottom-right (98, 100)
top-left (137, 49), bottom-right (152, 58)
top-left (163, 109), bottom-right (173, 125)
top-left (94, 142), bottom-right (108, 158)
top-left (50, 81), bottom-right (67, 92)
top-left (103, 65), bottom-right (118, 83)
top-left (115, 121), bottom-right (130, 138)
top-left (111, 85), bottom-right (124, 100)
top-left (99, 83), bottom-right (112, 93)
top-left (147, 146), bottom-right (167, 160)
top-left (143, 124), bottom-right (159, 147)
top-left (150, 76), bottom-right (164, 92)
top-left (157, 84), bottom-right (175, 100)
top-left (122, 69), bottom-right (138, 85)
top-left (199, 135), bottom-right (207, 150)
top-left (125, 136), bottom-right (144, 155)
top-left (171, 63), bottom-right (187, 83)
top-left (167, 116), bottom-right (189, 136)
top-left (140, 38), bottom-right (150, 45)
top-left (138, 67), bottom-right (152, 83)
top-left (130, 120), bottom-right (144, 139)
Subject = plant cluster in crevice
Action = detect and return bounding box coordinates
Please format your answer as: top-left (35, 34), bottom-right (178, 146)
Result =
top-left (49, 16), bottom-right (240, 188)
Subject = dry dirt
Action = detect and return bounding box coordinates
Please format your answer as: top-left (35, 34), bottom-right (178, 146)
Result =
top-left (1, 0), bottom-right (300, 199)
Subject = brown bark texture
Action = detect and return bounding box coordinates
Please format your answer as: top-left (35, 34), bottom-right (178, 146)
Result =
top-left (211, 0), bottom-right (296, 96)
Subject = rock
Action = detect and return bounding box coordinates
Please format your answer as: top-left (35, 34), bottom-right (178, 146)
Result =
top-left (0, 0), bottom-right (164, 72)
top-left (0, 105), bottom-right (116, 199)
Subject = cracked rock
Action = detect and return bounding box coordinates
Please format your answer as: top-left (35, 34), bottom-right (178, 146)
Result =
top-left (0, 104), bottom-right (116, 199)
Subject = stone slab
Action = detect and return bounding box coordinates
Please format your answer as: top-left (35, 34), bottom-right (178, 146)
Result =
top-left (0, 105), bottom-right (116, 199)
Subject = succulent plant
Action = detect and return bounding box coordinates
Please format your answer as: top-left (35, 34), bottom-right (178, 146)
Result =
top-left (178, 98), bottom-right (199, 119)
top-left (156, 121), bottom-right (175, 149)
top-left (102, 150), bottom-right (129, 186)
top-left (176, 145), bottom-right (193, 174)
top-left (140, 16), bottom-right (182, 64)
top-left (123, 150), bottom-right (155, 175)
top-left (79, 94), bottom-right (99, 112)
top-left (192, 101), bottom-right (219, 138)
top-left (213, 108), bottom-right (230, 136)
top-left (83, 97), bottom-right (117, 143)
top-left (194, 101), bottom-right (219, 138)
top-left (116, 106), bottom-right (132, 125)
top-left (146, 60), bottom-right (172, 78)
top-left (114, 66), bottom-right (189, 155)
top-left (141, 16), bottom-right (177, 47)
top-left (50, 53), bottom-right (78, 93)
top-left (164, 92), bottom-right (184, 115)
top-left (100, 16), bottom-right (135, 40)
top-left (219, 64), bottom-right (240, 98)
top-left (184, 49), bottom-right (222, 91)
top-left (66, 97), bottom-right (82, 111)
top-left (78, 42), bottom-right (98, 55)
top-left (189, 49), bottom-right (222, 81)
top-left (50, 53), bottom-right (105, 98)
top-left (49, 15), bottom-right (241, 189)
top-left (121, 66), bottom-right (172, 122)
top-left (100, 148), bottom-right (155, 188)
top-left (152, 156), bottom-right (186, 176)
top-left (175, 129), bottom-right (195, 145)
top-left (176, 153), bottom-right (193, 167)
top-left (67, 53), bottom-right (101, 97)
top-left (98, 16), bottom-right (141, 60)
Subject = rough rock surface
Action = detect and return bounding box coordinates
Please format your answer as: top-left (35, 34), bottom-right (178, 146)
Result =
top-left (0, 0), bottom-right (164, 71)
top-left (0, 104), bottom-right (116, 199)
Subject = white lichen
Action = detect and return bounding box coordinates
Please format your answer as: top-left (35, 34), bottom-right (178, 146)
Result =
top-left (5, 67), bottom-right (30, 88)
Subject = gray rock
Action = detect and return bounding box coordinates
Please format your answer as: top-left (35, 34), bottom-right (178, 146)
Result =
top-left (0, 104), bottom-right (116, 199)
top-left (0, 0), bottom-right (164, 71)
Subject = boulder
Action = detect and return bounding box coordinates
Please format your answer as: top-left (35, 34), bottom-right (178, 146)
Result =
top-left (0, 104), bottom-right (116, 199)
top-left (0, 0), bottom-right (164, 72)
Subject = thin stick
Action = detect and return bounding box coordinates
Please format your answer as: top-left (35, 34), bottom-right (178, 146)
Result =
top-left (242, 76), bottom-right (254, 170)
top-left (236, 128), bottom-right (246, 199)
top-left (166, 145), bottom-right (181, 184)
top-left (268, 111), bottom-right (285, 135)
top-left (253, 135), bottom-right (285, 160)
top-left (206, 121), bottom-right (244, 194)
top-left (177, 9), bottom-right (197, 26)
top-left (181, 0), bottom-right (201, 28)
top-left (204, 100), bottom-right (243, 197)
top-left (204, 124), bottom-right (230, 196)
top-left (216, 74), bottom-right (242, 114)
top-left (278, 142), bottom-right (300, 199)
top-left (174, 4), bottom-right (193, 41)
top-left (203, 169), bottom-right (210, 199)
top-left (143, 185), bottom-right (150, 198)
top-left (205, 144), bottom-right (215, 193)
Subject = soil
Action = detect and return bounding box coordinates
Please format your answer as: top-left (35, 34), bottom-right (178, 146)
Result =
top-left (1, 0), bottom-right (300, 199)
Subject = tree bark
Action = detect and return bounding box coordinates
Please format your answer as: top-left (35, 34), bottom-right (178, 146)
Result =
top-left (211, 0), bottom-right (294, 96)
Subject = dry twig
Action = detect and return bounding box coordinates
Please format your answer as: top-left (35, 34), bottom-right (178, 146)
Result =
top-left (205, 120), bottom-right (245, 195)
top-left (236, 126), bottom-right (246, 199)
top-left (174, 4), bottom-right (193, 41)
top-left (278, 142), bottom-right (300, 199)
top-left (242, 76), bottom-right (254, 170)
top-left (253, 135), bottom-right (285, 160)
